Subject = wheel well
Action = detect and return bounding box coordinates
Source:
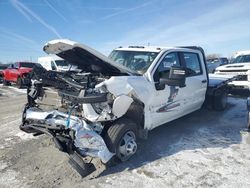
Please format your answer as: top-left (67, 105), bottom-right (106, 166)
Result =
top-left (124, 100), bottom-right (144, 130)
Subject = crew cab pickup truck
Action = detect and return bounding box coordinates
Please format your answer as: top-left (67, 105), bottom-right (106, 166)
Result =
top-left (215, 51), bottom-right (250, 92)
top-left (2, 62), bottom-right (36, 88)
top-left (20, 39), bottom-right (236, 177)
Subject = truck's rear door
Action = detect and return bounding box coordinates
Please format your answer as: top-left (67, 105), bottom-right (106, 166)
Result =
top-left (179, 51), bottom-right (207, 113)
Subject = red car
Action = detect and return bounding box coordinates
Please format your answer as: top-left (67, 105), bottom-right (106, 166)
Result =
top-left (2, 62), bottom-right (35, 88)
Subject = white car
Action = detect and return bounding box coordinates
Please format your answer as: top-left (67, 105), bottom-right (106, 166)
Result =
top-left (38, 55), bottom-right (77, 72)
top-left (20, 39), bottom-right (235, 177)
top-left (215, 51), bottom-right (250, 90)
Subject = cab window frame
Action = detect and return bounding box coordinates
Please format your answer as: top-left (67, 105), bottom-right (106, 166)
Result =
top-left (153, 52), bottom-right (182, 82)
top-left (181, 52), bottom-right (202, 77)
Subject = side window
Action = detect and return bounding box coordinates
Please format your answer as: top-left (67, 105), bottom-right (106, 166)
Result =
top-left (14, 63), bottom-right (19, 69)
top-left (154, 52), bottom-right (180, 82)
top-left (183, 52), bottom-right (202, 76)
top-left (51, 61), bottom-right (56, 70)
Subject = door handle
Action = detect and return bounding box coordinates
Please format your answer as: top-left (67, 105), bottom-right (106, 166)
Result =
top-left (201, 80), bottom-right (207, 83)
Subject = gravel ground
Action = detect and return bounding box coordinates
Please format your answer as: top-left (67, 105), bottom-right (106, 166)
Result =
top-left (0, 84), bottom-right (250, 188)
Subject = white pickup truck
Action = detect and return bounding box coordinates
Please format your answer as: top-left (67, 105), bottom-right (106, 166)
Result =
top-left (215, 50), bottom-right (250, 92)
top-left (20, 39), bottom-right (236, 177)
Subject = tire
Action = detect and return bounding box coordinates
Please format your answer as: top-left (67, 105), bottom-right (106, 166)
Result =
top-left (16, 77), bottom-right (23, 89)
top-left (104, 118), bottom-right (138, 163)
top-left (213, 89), bottom-right (227, 111)
top-left (3, 77), bottom-right (10, 86)
top-left (247, 112), bottom-right (250, 132)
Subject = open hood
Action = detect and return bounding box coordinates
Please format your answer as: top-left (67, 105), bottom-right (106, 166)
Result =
top-left (43, 39), bottom-right (136, 76)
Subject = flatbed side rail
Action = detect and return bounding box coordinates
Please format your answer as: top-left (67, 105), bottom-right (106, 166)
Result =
top-left (207, 74), bottom-right (239, 92)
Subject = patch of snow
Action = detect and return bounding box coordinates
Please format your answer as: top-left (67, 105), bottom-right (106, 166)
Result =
top-left (4, 138), bottom-right (13, 142)
top-left (8, 86), bottom-right (27, 94)
top-left (0, 161), bottom-right (8, 171)
top-left (15, 132), bottom-right (35, 141)
top-left (0, 168), bottom-right (26, 188)
top-left (0, 162), bottom-right (21, 187)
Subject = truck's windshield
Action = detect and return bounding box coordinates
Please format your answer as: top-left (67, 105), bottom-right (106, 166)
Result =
top-left (109, 50), bottom-right (158, 74)
top-left (233, 55), bottom-right (250, 63)
top-left (55, 60), bottom-right (69, 66)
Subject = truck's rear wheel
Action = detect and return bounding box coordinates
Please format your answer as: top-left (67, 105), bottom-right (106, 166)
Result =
top-left (213, 90), bottom-right (227, 111)
top-left (247, 98), bottom-right (250, 132)
top-left (105, 118), bottom-right (138, 163)
top-left (16, 77), bottom-right (23, 89)
top-left (247, 112), bottom-right (250, 132)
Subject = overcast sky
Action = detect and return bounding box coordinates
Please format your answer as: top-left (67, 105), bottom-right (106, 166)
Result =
top-left (0, 0), bottom-right (250, 63)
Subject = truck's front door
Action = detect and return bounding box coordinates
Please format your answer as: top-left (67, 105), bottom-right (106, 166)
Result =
top-left (149, 52), bottom-right (186, 129)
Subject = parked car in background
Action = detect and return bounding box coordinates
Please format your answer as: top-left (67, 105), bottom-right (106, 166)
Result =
top-left (215, 51), bottom-right (250, 91)
top-left (0, 63), bottom-right (9, 83)
top-left (2, 62), bottom-right (36, 88)
top-left (38, 55), bottom-right (77, 72)
top-left (206, 57), bottom-right (229, 73)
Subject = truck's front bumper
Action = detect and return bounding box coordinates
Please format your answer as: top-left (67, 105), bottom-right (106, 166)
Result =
top-left (228, 81), bottom-right (250, 90)
top-left (20, 105), bottom-right (114, 177)
top-left (227, 81), bottom-right (250, 95)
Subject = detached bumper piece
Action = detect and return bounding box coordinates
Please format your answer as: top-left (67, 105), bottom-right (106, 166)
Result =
top-left (20, 106), bottom-right (114, 177)
top-left (68, 152), bottom-right (96, 177)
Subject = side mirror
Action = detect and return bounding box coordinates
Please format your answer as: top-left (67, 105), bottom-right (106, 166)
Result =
top-left (159, 67), bottom-right (186, 88)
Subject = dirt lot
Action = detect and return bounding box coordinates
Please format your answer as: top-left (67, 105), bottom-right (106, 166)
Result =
top-left (0, 84), bottom-right (250, 188)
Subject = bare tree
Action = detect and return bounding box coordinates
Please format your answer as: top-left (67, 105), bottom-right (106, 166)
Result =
top-left (206, 54), bottom-right (221, 59)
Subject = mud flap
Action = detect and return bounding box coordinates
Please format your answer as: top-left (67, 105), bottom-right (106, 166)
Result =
top-left (247, 97), bottom-right (250, 132)
top-left (68, 152), bottom-right (96, 178)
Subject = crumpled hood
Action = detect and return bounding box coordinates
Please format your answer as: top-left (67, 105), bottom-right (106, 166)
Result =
top-left (43, 39), bottom-right (137, 76)
top-left (216, 62), bottom-right (250, 71)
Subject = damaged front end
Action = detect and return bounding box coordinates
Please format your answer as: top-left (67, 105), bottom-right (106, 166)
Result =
top-left (20, 66), bottom-right (118, 177)
top-left (21, 105), bottom-right (114, 177)
top-left (22, 106), bottom-right (114, 163)
top-left (20, 39), bottom-right (143, 177)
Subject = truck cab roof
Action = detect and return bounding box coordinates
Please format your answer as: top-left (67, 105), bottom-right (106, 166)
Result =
top-left (113, 46), bottom-right (196, 53)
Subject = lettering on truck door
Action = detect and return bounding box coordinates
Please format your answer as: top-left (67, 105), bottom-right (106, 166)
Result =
top-left (149, 52), bottom-right (186, 128)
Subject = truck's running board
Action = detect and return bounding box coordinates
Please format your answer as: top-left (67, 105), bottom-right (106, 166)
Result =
top-left (68, 152), bottom-right (96, 177)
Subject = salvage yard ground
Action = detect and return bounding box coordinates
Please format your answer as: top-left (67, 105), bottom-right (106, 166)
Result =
top-left (0, 84), bottom-right (250, 188)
